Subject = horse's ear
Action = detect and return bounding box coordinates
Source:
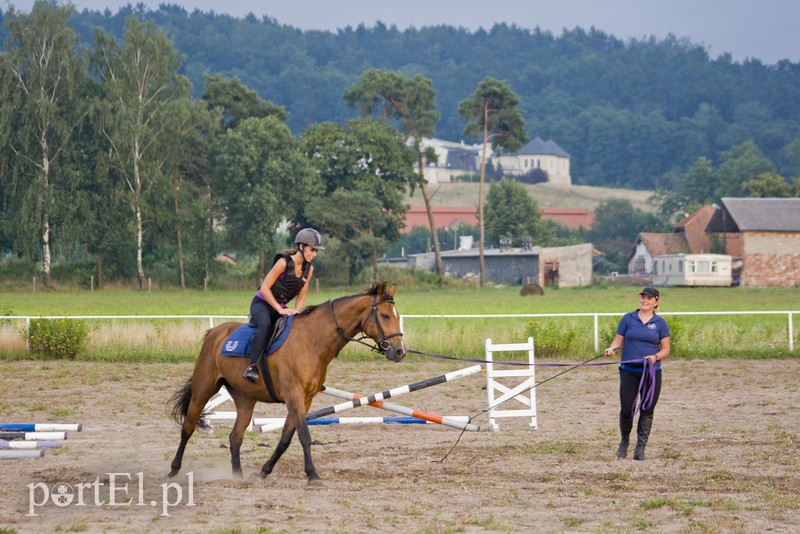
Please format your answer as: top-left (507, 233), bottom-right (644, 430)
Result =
top-left (388, 283), bottom-right (396, 298)
top-left (376, 281), bottom-right (387, 296)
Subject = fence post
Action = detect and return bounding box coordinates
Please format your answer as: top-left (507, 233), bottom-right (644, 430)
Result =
top-left (593, 314), bottom-right (599, 352)
top-left (789, 312), bottom-right (794, 352)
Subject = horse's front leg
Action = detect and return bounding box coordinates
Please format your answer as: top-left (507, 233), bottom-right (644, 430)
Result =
top-left (295, 417), bottom-right (321, 485)
top-left (259, 420), bottom-right (296, 479)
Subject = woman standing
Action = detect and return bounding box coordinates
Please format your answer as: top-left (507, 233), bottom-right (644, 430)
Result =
top-left (604, 287), bottom-right (670, 460)
top-left (243, 228), bottom-right (324, 383)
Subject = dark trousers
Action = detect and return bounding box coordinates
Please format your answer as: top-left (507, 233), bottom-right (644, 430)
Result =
top-left (249, 296), bottom-right (281, 366)
top-left (619, 368), bottom-right (662, 419)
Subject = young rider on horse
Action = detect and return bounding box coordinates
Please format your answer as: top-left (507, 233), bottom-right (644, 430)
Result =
top-left (243, 227), bottom-right (324, 383)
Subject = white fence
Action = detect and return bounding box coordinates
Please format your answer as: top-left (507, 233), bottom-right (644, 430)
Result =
top-left (6, 310), bottom-right (798, 353)
top-left (400, 311), bottom-right (798, 353)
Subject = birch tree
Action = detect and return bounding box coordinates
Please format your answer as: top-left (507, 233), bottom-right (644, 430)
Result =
top-left (89, 17), bottom-right (192, 289)
top-left (1, 1), bottom-right (88, 287)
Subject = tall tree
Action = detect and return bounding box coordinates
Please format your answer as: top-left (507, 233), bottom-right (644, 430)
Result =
top-left (300, 118), bottom-right (416, 282)
top-left (213, 115), bottom-right (318, 281)
top-left (715, 141), bottom-right (776, 199)
top-left (344, 69), bottom-right (443, 277)
top-left (1, 1), bottom-right (88, 287)
top-left (89, 17), bottom-right (192, 289)
top-left (201, 74), bottom-right (287, 131)
top-left (459, 77), bottom-right (528, 287)
top-left (484, 180), bottom-right (551, 247)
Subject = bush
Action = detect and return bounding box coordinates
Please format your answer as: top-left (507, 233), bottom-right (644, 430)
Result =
top-left (23, 318), bottom-right (89, 359)
top-left (524, 320), bottom-right (579, 358)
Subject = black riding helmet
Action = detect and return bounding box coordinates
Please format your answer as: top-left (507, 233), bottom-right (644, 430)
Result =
top-left (294, 228), bottom-right (325, 250)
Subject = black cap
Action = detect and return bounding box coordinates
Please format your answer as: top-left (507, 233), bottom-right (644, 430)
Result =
top-left (639, 287), bottom-right (660, 299)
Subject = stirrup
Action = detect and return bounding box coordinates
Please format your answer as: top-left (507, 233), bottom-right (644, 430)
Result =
top-left (243, 364), bottom-right (259, 383)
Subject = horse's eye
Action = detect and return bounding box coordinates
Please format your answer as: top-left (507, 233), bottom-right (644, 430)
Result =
top-left (381, 313), bottom-right (390, 320)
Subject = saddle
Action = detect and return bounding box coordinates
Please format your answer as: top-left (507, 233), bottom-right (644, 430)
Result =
top-left (220, 315), bottom-right (294, 358)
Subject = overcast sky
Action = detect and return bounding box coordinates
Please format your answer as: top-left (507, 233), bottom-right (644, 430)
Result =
top-left (4, 0), bottom-right (799, 64)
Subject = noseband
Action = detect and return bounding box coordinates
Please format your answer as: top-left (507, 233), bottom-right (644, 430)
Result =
top-left (329, 294), bottom-right (403, 354)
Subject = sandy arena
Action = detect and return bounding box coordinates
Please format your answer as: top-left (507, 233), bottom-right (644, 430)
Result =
top-left (1, 358), bottom-right (798, 533)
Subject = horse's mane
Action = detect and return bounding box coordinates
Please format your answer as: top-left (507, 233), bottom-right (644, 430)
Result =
top-left (297, 282), bottom-right (383, 317)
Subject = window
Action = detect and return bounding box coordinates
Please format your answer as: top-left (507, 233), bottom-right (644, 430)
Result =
top-left (711, 261), bottom-right (718, 273)
top-left (678, 260), bottom-right (683, 272)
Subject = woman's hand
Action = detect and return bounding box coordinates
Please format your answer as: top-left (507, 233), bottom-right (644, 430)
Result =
top-left (603, 347), bottom-right (617, 357)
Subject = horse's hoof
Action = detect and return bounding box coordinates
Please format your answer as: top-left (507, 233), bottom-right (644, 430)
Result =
top-left (307, 477), bottom-right (323, 487)
top-left (167, 469), bottom-right (179, 478)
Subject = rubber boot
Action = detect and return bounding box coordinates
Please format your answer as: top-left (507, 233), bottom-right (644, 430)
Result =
top-left (633, 414), bottom-right (653, 461)
top-left (617, 415), bottom-right (633, 458)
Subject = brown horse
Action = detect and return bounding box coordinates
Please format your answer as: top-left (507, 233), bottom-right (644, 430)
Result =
top-left (168, 282), bottom-right (406, 484)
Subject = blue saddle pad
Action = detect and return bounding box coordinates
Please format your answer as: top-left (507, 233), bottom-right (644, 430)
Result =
top-left (220, 315), bottom-right (295, 358)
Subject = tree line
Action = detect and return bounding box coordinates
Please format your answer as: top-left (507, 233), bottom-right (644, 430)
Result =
top-left (2, 2), bottom-right (798, 288)
top-left (3, 2), bottom-right (796, 191)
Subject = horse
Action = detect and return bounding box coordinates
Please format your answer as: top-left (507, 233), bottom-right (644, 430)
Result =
top-left (167, 281), bottom-right (406, 485)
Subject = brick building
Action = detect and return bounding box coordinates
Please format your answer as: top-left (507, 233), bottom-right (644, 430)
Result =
top-left (707, 198), bottom-right (800, 287)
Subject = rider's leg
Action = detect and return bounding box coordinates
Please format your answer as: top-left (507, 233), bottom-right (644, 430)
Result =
top-left (244, 298), bottom-right (273, 383)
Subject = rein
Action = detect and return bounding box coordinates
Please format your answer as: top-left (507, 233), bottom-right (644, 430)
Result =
top-left (406, 348), bottom-right (618, 368)
top-left (329, 294), bottom-right (403, 354)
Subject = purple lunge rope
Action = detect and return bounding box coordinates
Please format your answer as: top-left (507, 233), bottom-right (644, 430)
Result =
top-left (631, 358), bottom-right (657, 417)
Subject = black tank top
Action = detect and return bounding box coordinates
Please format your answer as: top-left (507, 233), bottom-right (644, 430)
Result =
top-left (267, 252), bottom-right (310, 305)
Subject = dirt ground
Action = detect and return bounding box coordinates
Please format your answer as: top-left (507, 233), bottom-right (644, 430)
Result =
top-left (1, 357), bottom-right (798, 533)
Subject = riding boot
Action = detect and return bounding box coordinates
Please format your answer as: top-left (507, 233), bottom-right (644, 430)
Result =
top-left (617, 415), bottom-right (633, 458)
top-left (243, 354), bottom-right (260, 383)
top-left (633, 414), bottom-right (653, 461)
top-left (243, 363), bottom-right (259, 383)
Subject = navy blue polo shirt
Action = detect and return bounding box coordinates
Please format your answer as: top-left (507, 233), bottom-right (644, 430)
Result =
top-left (616, 310), bottom-right (670, 372)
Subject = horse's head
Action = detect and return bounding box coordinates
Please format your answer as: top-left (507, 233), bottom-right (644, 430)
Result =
top-left (363, 282), bottom-right (406, 362)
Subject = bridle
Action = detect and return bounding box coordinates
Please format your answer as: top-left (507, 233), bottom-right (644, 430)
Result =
top-left (329, 293), bottom-right (403, 354)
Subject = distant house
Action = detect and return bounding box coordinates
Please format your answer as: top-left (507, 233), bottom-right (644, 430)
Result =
top-left (419, 136), bottom-right (572, 186)
top-left (627, 206), bottom-right (735, 287)
top-left (419, 138), bottom-right (481, 184)
top-left (706, 198), bottom-right (800, 287)
top-left (492, 137), bottom-right (572, 186)
top-left (650, 253), bottom-right (733, 287)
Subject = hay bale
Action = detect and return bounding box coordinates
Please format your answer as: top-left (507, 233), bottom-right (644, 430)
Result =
top-left (520, 283), bottom-right (544, 296)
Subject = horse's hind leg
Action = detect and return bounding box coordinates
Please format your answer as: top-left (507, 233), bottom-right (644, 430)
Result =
top-left (169, 376), bottom-right (219, 478)
top-left (228, 393), bottom-right (256, 477)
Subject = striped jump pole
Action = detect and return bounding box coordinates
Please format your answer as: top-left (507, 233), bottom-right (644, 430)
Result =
top-left (0, 431), bottom-right (67, 441)
top-left (1, 449), bottom-right (45, 459)
top-left (321, 385), bottom-right (480, 432)
top-left (0, 440), bottom-right (61, 450)
top-left (0, 423), bottom-right (82, 432)
top-left (260, 364), bottom-right (482, 432)
top-left (257, 416), bottom-right (471, 429)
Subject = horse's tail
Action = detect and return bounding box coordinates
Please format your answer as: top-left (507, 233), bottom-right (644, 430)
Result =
top-left (168, 378), bottom-right (211, 431)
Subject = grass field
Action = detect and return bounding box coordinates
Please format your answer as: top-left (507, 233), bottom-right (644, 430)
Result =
top-left (404, 181), bottom-right (658, 212)
top-left (0, 287), bottom-right (800, 361)
top-left (1, 284), bottom-right (798, 361)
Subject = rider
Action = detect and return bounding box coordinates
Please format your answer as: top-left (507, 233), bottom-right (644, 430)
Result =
top-left (243, 227), bottom-right (324, 383)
